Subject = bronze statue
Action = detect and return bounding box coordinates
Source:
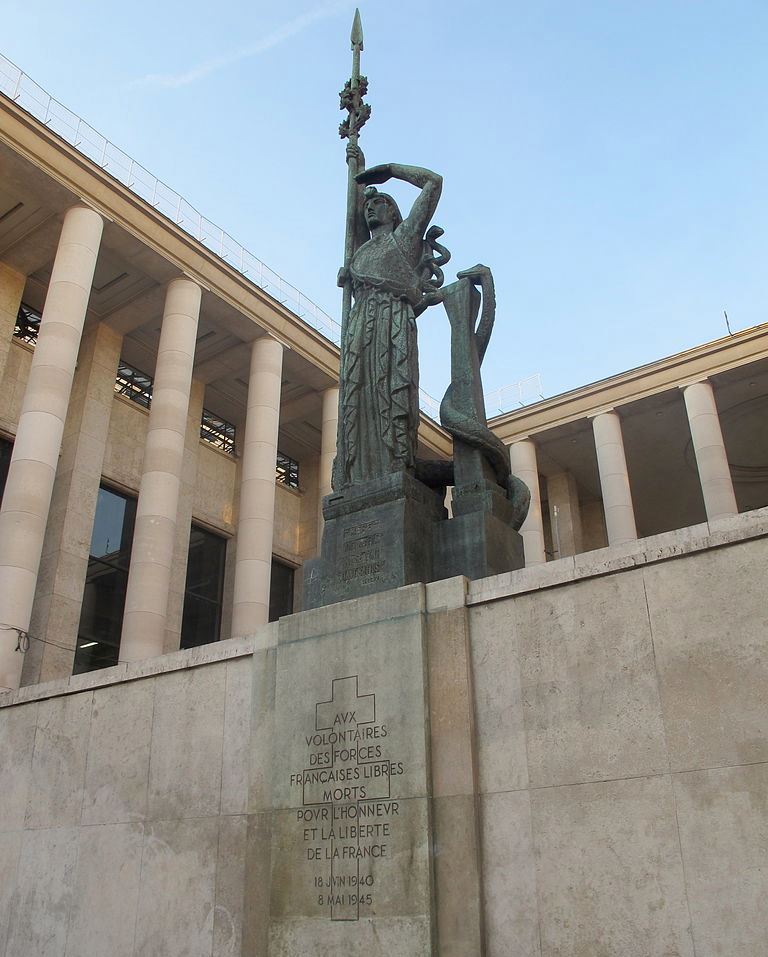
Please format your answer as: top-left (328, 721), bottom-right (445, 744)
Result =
top-left (333, 153), bottom-right (446, 488)
top-left (303, 9), bottom-right (528, 610)
top-left (333, 12), bottom-right (529, 528)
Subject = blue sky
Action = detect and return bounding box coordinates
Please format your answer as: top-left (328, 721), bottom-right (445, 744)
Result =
top-left (3, 1), bottom-right (768, 405)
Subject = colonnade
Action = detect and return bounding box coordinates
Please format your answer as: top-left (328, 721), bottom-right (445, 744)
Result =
top-left (0, 208), bottom-right (294, 690)
top-left (0, 208), bottom-right (746, 691)
top-left (509, 392), bottom-right (739, 566)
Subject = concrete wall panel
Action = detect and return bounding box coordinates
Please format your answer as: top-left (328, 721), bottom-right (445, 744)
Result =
top-left (147, 663), bottom-right (227, 820)
top-left (468, 602), bottom-right (528, 794)
top-left (5, 826), bottom-right (79, 957)
top-left (25, 692), bottom-right (92, 829)
top-left (515, 571), bottom-right (668, 788)
top-left (0, 699), bottom-right (37, 831)
top-left (480, 790), bottom-right (540, 957)
top-left (66, 821), bottom-right (144, 957)
top-left (530, 775), bottom-right (694, 957)
top-left (134, 817), bottom-right (219, 957)
top-left (0, 831), bottom-right (22, 956)
top-left (675, 763), bottom-right (768, 956)
top-left (214, 814), bottom-right (248, 957)
top-left (644, 537), bottom-right (768, 771)
top-left (221, 656), bottom-right (252, 816)
top-left (82, 678), bottom-right (154, 825)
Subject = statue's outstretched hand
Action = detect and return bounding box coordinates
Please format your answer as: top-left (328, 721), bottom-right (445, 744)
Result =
top-left (355, 164), bottom-right (393, 186)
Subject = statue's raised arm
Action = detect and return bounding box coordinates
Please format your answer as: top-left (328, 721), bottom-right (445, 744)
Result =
top-left (355, 163), bottom-right (443, 264)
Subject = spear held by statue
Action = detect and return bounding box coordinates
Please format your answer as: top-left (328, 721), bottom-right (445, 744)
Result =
top-left (337, 8), bottom-right (370, 340)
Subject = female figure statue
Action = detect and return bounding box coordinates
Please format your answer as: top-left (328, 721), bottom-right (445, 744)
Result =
top-left (332, 150), bottom-right (445, 490)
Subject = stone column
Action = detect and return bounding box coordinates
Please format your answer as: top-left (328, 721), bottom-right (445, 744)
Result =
top-left (163, 378), bottom-right (205, 654)
top-left (682, 379), bottom-right (738, 521)
top-left (0, 205), bottom-right (103, 692)
top-left (317, 386), bottom-right (339, 543)
top-left (0, 262), bottom-right (26, 392)
top-left (119, 278), bottom-right (201, 663)
top-left (231, 336), bottom-right (284, 636)
top-left (547, 471), bottom-right (584, 559)
top-left (23, 322), bottom-right (122, 685)
top-left (591, 409), bottom-right (637, 545)
top-left (509, 438), bottom-right (546, 565)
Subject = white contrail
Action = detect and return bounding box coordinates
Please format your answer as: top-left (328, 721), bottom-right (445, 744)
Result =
top-left (129, 0), bottom-right (353, 89)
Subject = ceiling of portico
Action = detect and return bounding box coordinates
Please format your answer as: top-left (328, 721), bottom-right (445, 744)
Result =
top-left (619, 389), bottom-right (707, 536)
top-left (533, 420), bottom-right (603, 502)
top-left (531, 354), bottom-right (768, 538)
top-left (712, 356), bottom-right (768, 513)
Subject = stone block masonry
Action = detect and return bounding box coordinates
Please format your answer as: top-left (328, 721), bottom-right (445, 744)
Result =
top-left (248, 585), bottom-right (435, 954)
top-left (0, 507), bottom-right (767, 956)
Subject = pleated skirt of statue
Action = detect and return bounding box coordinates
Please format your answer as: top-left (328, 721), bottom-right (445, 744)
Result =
top-left (336, 287), bottom-right (419, 487)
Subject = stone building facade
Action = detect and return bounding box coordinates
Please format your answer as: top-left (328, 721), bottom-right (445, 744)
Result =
top-left (1, 67), bottom-right (766, 694)
top-left (1, 59), bottom-right (767, 957)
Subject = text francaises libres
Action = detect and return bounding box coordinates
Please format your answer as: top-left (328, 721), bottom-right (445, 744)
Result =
top-left (289, 687), bottom-right (404, 918)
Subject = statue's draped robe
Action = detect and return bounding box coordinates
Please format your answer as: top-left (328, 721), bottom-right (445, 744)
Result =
top-left (334, 232), bottom-right (422, 489)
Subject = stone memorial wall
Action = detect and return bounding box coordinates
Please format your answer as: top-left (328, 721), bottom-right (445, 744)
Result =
top-left (251, 586), bottom-right (434, 954)
top-left (0, 507), bottom-right (767, 956)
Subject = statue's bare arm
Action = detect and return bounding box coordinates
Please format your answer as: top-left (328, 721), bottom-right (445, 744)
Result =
top-left (356, 163), bottom-right (443, 260)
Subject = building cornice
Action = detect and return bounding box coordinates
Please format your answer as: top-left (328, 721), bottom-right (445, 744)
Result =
top-left (490, 322), bottom-right (768, 442)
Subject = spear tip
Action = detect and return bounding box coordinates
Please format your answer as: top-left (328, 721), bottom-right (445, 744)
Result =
top-left (351, 8), bottom-right (364, 50)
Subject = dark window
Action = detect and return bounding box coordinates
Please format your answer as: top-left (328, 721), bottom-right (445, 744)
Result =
top-left (200, 409), bottom-right (236, 455)
top-left (73, 486), bottom-right (136, 675)
top-left (114, 360), bottom-right (153, 408)
top-left (14, 303), bottom-right (41, 346)
top-left (276, 451), bottom-right (300, 489)
top-left (269, 558), bottom-right (295, 622)
top-left (0, 438), bottom-right (12, 505)
top-left (180, 525), bottom-right (226, 649)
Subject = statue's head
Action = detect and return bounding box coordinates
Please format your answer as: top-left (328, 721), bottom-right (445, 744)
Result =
top-left (364, 187), bottom-right (402, 231)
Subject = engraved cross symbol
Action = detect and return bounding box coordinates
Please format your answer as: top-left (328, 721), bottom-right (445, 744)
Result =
top-left (315, 675), bottom-right (375, 731)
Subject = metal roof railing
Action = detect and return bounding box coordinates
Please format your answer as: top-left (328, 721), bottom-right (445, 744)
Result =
top-left (0, 52), bottom-right (541, 421)
top-left (484, 373), bottom-right (545, 415)
top-left (0, 53), bottom-right (342, 346)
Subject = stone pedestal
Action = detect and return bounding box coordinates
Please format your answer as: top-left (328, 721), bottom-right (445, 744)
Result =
top-left (433, 444), bottom-right (524, 582)
top-left (433, 479), bottom-right (524, 582)
top-left (304, 472), bottom-right (447, 610)
top-left (248, 586), bottom-right (436, 955)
